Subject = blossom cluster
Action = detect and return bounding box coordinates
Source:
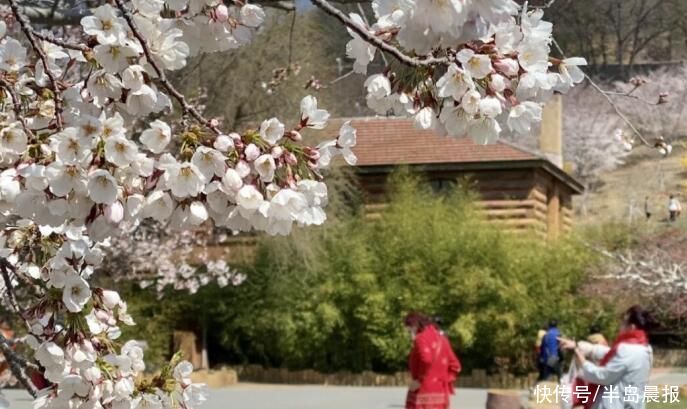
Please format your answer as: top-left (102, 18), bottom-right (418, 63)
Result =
top-left (103, 225), bottom-right (247, 296)
top-left (0, 0), bottom-right (357, 407)
top-left (348, 0), bottom-right (587, 143)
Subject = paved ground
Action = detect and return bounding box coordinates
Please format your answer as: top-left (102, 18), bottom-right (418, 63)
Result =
top-left (1, 386), bottom-right (490, 409)
top-left (2, 369), bottom-right (685, 409)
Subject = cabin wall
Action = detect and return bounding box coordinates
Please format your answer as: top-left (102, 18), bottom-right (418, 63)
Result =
top-left (531, 168), bottom-right (575, 240)
top-left (218, 166), bottom-right (577, 264)
top-left (358, 167), bottom-right (575, 239)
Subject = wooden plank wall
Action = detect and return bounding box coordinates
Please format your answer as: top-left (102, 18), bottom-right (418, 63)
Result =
top-left (359, 169), bottom-right (552, 237)
top-left (359, 168), bottom-right (577, 238)
top-left (217, 167), bottom-right (577, 264)
top-left (531, 169), bottom-right (575, 239)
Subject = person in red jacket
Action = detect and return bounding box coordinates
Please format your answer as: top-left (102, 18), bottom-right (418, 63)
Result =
top-left (404, 312), bottom-right (461, 409)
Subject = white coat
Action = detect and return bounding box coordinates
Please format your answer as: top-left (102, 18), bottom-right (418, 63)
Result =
top-left (578, 341), bottom-right (653, 409)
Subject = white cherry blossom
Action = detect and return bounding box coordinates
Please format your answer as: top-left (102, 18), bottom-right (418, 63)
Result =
top-left (87, 170), bottom-right (119, 205)
top-left (259, 118), bottom-right (285, 145)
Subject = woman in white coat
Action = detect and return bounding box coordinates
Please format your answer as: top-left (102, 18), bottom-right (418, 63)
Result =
top-left (559, 305), bottom-right (654, 409)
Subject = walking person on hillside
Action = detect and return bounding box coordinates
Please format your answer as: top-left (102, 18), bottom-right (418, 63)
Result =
top-left (404, 312), bottom-right (461, 409)
top-left (559, 305), bottom-right (654, 409)
top-left (668, 194), bottom-right (682, 222)
top-left (644, 196), bottom-right (651, 221)
top-left (537, 319), bottom-right (562, 381)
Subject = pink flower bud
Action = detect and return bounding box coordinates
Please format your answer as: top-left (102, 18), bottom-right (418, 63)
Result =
top-left (214, 4), bottom-right (229, 22)
top-left (304, 147), bottom-right (320, 161)
top-left (230, 132), bottom-right (244, 150)
top-left (494, 58), bottom-right (519, 77)
top-left (284, 151), bottom-right (298, 165)
top-left (95, 310), bottom-right (109, 321)
top-left (289, 130), bottom-right (302, 141)
top-left (271, 146), bottom-right (284, 158)
top-left (244, 143), bottom-right (260, 161)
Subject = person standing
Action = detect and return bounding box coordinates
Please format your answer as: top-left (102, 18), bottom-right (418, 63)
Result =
top-left (559, 305), bottom-right (653, 409)
top-left (538, 319), bottom-right (562, 381)
top-left (587, 325), bottom-right (608, 347)
top-left (668, 194), bottom-right (682, 222)
top-left (534, 326), bottom-right (547, 378)
top-left (644, 196), bottom-right (651, 220)
top-left (404, 312), bottom-right (461, 409)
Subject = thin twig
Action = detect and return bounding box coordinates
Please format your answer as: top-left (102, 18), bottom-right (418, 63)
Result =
top-left (551, 38), bottom-right (651, 147)
top-left (0, 78), bottom-right (35, 138)
top-left (0, 262), bottom-right (22, 317)
top-left (113, 0), bottom-right (222, 136)
top-left (8, 0), bottom-right (64, 130)
top-left (529, 0), bottom-right (557, 9)
top-left (585, 78), bottom-right (652, 146)
top-left (286, 11), bottom-right (297, 71)
top-left (0, 332), bottom-right (37, 398)
top-left (310, 0), bottom-right (448, 67)
top-left (32, 30), bottom-right (90, 53)
top-left (356, 3), bottom-right (388, 66)
top-left (330, 69), bottom-right (355, 85)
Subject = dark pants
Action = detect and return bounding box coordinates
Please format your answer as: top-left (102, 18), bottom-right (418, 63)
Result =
top-left (537, 360), bottom-right (561, 382)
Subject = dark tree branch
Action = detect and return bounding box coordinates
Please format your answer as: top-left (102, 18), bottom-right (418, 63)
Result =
top-left (113, 0), bottom-right (222, 135)
top-left (310, 0), bottom-right (449, 67)
top-left (0, 77), bottom-right (36, 138)
top-left (0, 332), bottom-right (37, 398)
top-left (9, 0), bottom-right (65, 130)
top-left (32, 30), bottom-right (90, 52)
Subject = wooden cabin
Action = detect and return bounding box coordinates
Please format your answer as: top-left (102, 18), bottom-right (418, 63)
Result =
top-left (341, 116), bottom-right (583, 240)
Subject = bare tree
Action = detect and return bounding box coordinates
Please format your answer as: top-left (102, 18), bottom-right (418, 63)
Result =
top-left (547, 0), bottom-right (687, 75)
top-left (614, 65), bottom-right (687, 140)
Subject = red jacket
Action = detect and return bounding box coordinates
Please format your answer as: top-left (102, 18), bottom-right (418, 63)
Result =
top-left (406, 326), bottom-right (461, 409)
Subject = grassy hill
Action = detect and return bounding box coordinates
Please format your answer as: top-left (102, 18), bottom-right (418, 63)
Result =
top-left (576, 142), bottom-right (687, 228)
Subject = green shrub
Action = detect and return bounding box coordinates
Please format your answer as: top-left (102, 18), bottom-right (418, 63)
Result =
top-left (125, 171), bottom-right (615, 374)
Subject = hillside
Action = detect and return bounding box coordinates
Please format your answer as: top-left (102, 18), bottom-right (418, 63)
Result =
top-left (576, 142), bottom-right (687, 227)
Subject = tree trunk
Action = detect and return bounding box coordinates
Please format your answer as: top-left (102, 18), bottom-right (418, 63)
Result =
top-left (486, 389), bottom-right (522, 409)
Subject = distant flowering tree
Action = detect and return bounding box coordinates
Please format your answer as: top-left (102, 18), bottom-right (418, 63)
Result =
top-left (101, 222), bottom-right (246, 296)
top-left (562, 86), bottom-right (630, 213)
top-left (0, 0), bottom-right (594, 407)
top-left (597, 246), bottom-right (687, 331)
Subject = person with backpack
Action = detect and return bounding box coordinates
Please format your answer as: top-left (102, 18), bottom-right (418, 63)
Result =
top-left (404, 312), bottom-right (461, 409)
top-left (538, 319), bottom-right (562, 381)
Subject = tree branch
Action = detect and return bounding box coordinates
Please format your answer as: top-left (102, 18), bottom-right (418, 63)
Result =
top-left (9, 0), bottom-right (64, 130)
top-left (310, 0), bottom-right (449, 67)
top-left (113, 0), bottom-right (222, 135)
top-left (552, 38), bottom-right (652, 147)
top-left (0, 77), bottom-right (36, 139)
top-left (10, 0), bottom-right (372, 26)
top-left (0, 332), bottom-right (37, 398)
top-left (32, 30), bottom-right (90, 52)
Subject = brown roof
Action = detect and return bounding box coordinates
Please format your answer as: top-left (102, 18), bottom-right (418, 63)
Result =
top-left (344, 117), bottom-right (539, 166)
top-left (308, 117), bottom-right (583, 193)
